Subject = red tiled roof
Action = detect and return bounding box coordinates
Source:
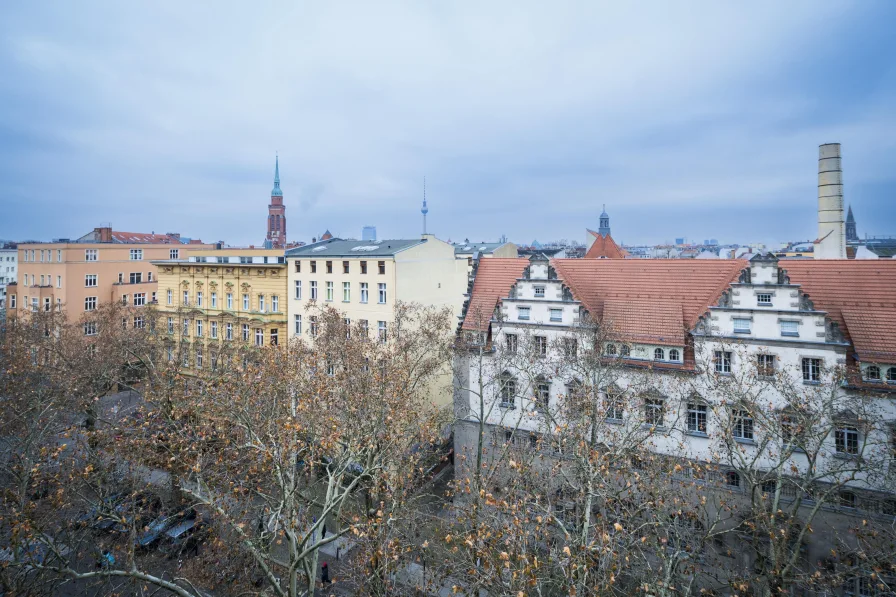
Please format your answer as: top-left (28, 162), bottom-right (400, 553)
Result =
top-left (552, 259), bottom-right (747, 344)
top-left (782, 260), bottom-right (896, 361)
top-left (462, 258), bottom-right (530, 331)
top-left (110, 231), bottom-right (184, 244)
top-left (584, 233), bottom-right (627, 259)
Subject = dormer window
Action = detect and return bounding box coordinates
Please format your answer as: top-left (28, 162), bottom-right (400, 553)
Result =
top-left (534, 286), bottom-right (545, 298)
top-left (865, 365), bottom-right (881, 382)
top-left (888, 367), bottom-right (896, 383)
top-left (757, 293), bottom-right (772, 306)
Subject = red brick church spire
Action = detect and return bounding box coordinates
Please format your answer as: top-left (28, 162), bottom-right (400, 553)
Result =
top-left (266, 155), bottom-right (286, 249)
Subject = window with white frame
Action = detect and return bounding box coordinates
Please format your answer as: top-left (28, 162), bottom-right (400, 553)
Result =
top-left (605, 390), bottom-right (624, 421)
top-left (183, 319), bottom-right (189, 335)
top-left (687, 402), bottom-right (708, 434)
top-left (133, 293), bottom-right (146, 306)
top-left (294, 280), bottom-right (302, 300)
top-left (226, 293), bottom-right (233, 309)
top-left (57, 249), bottom-right (61, 262)
top-left (865, 365), bottom-right (881, 381)
top-left (534, 286), bottom-right (545, 298)
top-left (378, 283), bottom-right (387, 304)
top-left (563, 338), bottom-right (578, 358)
top-left (129, 249), bottom-right (143, 260)
top-left (310, 281), bottom-right (318, 301)
top-left (505, 333), bottom-right (518, 353)
top-left (183, 290), bottom-right (189, 305)
top-left (801, 358), bottom-right (822, 383)
top-left (84, 322), bottom-right (97, 336)
top-left (133, 315), bottom-right (145, 329)
top-left (270, 329), bottom-right (278, 346)
top-left (56, 275), bottom-right (62, 288)
top-left (294, 315), bottom-right (302, 335)
top-left (85, 296), bottom-right (97, 311)
top-left (85, 274), bottom-right (97, 287)
top-left (85, 249), bottom-right (97, 261)
top-left (757, 354), bottom-right (776, 377)
top-left (226, 322), bottom-right (233, 340)
top-left (499, 373), bottom-right (517, 408)
top-left (170, 249), bottom-right (179, 259)
top-left (167, 317), bottom-right (174, 333)
top-left (167, 289), bottom-right (172, 305)
top-left (780, 320), bottom-right (799, 337)
top-left (360, 283), bottom-right (368, 303)
top-left (645, 397), bottom-right (664, 427)
top-left (118, 273), bottom-right (123, 283)
top-left (835, 425), bottom-right (859, 455)
top-left (309, 316), bottom-right (318, 337)
top-left (343, 282), bottom-right (351, 302)
top-left (258, 294), bottom-right (266, 311)
top-left (359, 319), bottom-right (368, 336)
top-left (732, 409), bottom-right (754, 441)
top-left (518, 306), bottom-right (530, 320)
top-left (550, 308), bottom-right (562, 322)
top-left (243, 294), bottom-right (249, 310)
top-left (887, 367), bottom-right (896, 383)
top-left (211, 321), bottom-right (218, 339)
top-left (242, 324), bottom-right (249, 341)
top-left (255, 328), bottom-right (263, 347)
top-left (757, 293), bottom-right (772, 306)
top-left (378, 321), bottom-right (387, 343)
top-left (733, 318), bottom-right (751, 334)
top-left (668, 348), bottom-right (680, 362)
top-left (272, 295), bottom-right (278, 312)
top-left (211, 292), bottom-right (217, 308)
top-left (714, 350), bottom-right (732, 374)
top-left (196, 349), bottom-right (203, 369)
top-left (535, 335), bottom-right (548, 357)
top-left (654, 347), bottom-right (665, 360)
top-left (325, 282), bottom-right (333, 302)
top-left (535, 378), bottom-right (551, 410)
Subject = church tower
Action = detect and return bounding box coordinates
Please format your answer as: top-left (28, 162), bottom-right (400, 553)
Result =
top-left (845, 205), bottom-right (858, 242)
top-left (266, 155), bottom-right (286, 249)
top-left (598, 204), bottom-right (611, 237)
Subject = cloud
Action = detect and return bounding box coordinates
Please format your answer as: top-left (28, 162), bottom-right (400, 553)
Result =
top-left (0, 0), bottom-right (894, 247)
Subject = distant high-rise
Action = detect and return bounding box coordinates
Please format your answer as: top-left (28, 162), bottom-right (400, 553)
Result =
top-left (362, 226), bottom-right (377, 242)
top-left (266, 156), bottom-right (286, 249)
top-left (675, 237), bottom-right (685, 246)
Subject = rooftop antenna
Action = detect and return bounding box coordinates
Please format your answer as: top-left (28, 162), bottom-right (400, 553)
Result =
top-left (421, 176), bottom-right (429, 235)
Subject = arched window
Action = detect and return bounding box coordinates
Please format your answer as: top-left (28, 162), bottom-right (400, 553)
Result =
top-left (535, 377), bottom-right (551, 411)
top-left (654, 348), bottom-right (664, 361)
top-left (669, 348), bottom-right (680, 362)
top-left (620, 345), bottom-right (630, 357)
top-left (605, 343), bottom-right (617, 356)
top-left (866, 365), bottom-right (881, 381)
top-left (725, 471), bottom-right (741, 488)
top-left (499, 373), bottom-right (517, 409)
top-left (887, 367), bottom-right (896, 382)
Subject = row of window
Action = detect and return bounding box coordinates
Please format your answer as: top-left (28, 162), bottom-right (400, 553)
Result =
top-left (21, 270), bottom-right (155, 289)
top-left (517, 306), bottom-right (563, 322)
top-left (21, 274), bottom-right (62, 288)
top-left (167, 317), bottom-right (280, 346)
top-left (731, 317), bottom-right (800, 337)
top-left (713, 351), bottom-right (824, 383)
top-left (292, 314), bottom-right (389, 343)
top-left (294, 259), bottom-right (386, 275)
top-left (502, 334), bottom-right (684, 364)
top-left (293, 280), bottom-right (387, 304)
top-left (21, 249), bottom-right (63, 263)
top-left (168, 290), bottom-right (282, 312)
top-left (864, 365), bottom-right (896, 383)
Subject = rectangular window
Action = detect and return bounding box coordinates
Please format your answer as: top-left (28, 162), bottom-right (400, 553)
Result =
top-left (518, 307), bottom-right (530, 320)
top-left (272, 295), bottom-right (278, 312)
top-left (378, 261), bottom-right (386, 275)
top-left (645, 398), bottom-right (664, 427)
top-left (361, 261), bottom-right (368, 275)
top-left (211, 352), bottom-right (218, 371)
top-left (606, 393), bottom-right (624, 421)
top-left (757, 293), bottom-right (772, 306)
top-left (780, 320), bottom-right (799, 337)
top-left (226, 293), bottom-right (233, 309)
top-left (183, 318), bottom-right (189, 335)
top-left (343, 282), bottom-right (351, 302)
top-left (85, 249), bottom-right (97, 261)
top-left (802, 358), bottom-right (822, 383)
top-left (84, 322), bottom-right (97, 336)
top-left (133, 315), bottom-right (145, 329)
top-left (294, 261), bottom-right (301, 273)
top-left (270, 329), bottom-right (278, 346)
top-left (294, 314), bottom-right (302, 335)
top-left (196, 291), bottom-right (203, 307)
top-left (326, 281), bottom-right (334, 302)
top-left (505, 333), bottom-right (518, 353)
top-left (294, 280), bottom-right (302, 299)
top-left (687, 403), bottom-right (708, 434)
top-left (40, 275), bottom-right (44, 286)
top-left (56, 275), bottom-right (62, 288)
top-left (378, 283), bottom-right (387, 304)
top-left (309, 316), bottom-right (318, 337)
top-left (714, 350), bottom-right (732, 374)
top-left (378, 321), bottom-right (387, 343)
top-left (733, 318), bottom-right (751, 334)
top-left (133, 293), bottom-right (146, 306)
top-left (196, 349), bottom-right (203, 369)
top-left (310, 281), bottom-right (318, 300)
top-left (326, 261), bottom-right (333, 274)
top-left (57, 249), bottom-right (62, 262)
top-left (343, 260), bottom-right (350, 274)
top-left (129, 249), bottom-right (143, 260)
top-left (129, 272), bottom-right (142, 284)
top-left (183, 290), bottom-right (189, 305)
top-left (535, 335), bottom-right (547, 357)
top-left (563, 338), bottom-right (578, 358)
top-left (732, 409), bottom-right (754, 441)
top-left (360, 282), bottom-right (368, 303)
top-left (226, 323), bottom-right (233, 340)
top-left (166, 289), bottom-right (172, 305)
top-left (167, 317), bottom-right (174, 333)
top-left (9, 295), bottom-right (14, 309)
top-left (43, 297), bottom-right (51, 311)
top-left (147, 271), bottom-right (153, 282)
top-left (550, 308), bottom-right (562, 322)
top-left (85, 274), bottom-right (97, 287)
top-left (211, 321), bottom-right (218, 339)
top-left (359, 319), bottom-right (368, 336)
top-left (500, 377), bottom-right (517, 409)
top-left (169, 249), bottom-right (179, 259)
top-left (835, 426), bottom-right (859, 455)
top-left (310, 260), bottom-right (317, 273)
top-left (258, 294), bottom-right (265, 312)
top-left (242, 324), bottom-right (250, 341)
top-left (84, 296), bottom-right (97, 311)
top-left (534, 286), bottom-right (545, 298)
top-left (757, 354), bottom-right (776, 377)
top-left (243, 294), bottom-right (249, 310)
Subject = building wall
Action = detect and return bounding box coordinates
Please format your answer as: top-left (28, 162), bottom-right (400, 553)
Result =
top-left (0, 248), bottom-right (17, 309)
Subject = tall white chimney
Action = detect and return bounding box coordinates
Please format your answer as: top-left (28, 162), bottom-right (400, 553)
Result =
top-left (815, 143), bottom-right (846, 259)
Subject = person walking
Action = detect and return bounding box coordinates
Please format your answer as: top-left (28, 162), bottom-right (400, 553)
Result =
top-left (321, 561), bottom-right (330, 586)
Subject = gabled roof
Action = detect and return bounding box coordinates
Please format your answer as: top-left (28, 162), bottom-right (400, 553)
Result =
top-left (781, 260), bottom-right (896, 361)
top-left (584, 232), bottom-right (627, 259)
top-left (285, 238), bottom-right (424, 257)
top-left (104, 231), bottom-right (194, 244)
top-left (552, 259), bottom-right (747, 344)
top-left (461, 258), bottom-right (530, 332)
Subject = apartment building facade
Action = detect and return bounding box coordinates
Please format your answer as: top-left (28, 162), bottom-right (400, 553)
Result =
top-left (0, 244), bottom-right (16, 310)
top-left (151, 248), bottom-right (288, 371)
top-left (7, 227), bottom-right (210, 323)
top-left (455, 254), bottom-right (896, 588)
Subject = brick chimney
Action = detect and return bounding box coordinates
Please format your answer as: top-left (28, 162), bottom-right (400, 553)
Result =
top-left (95, 226), bottom-right (113, 243)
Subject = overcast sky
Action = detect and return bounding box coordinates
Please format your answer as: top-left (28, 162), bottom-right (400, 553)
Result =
top-left (1, 1), bottom-right (894, 247)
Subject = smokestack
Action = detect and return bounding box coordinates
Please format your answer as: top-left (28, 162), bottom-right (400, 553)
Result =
top-left (815, 143), bottom-right (846, 259)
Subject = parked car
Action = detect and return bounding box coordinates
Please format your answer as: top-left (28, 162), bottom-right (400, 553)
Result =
top-left (136, 509), bottom-right (193, 550)
top-left (158, 517), bottom-right (209, 558)
top-left (109, 492), bottom-right (163, 535)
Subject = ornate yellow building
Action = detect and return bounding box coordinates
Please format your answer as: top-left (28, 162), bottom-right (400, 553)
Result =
top-left (152, 248), bottom-right (287, 372)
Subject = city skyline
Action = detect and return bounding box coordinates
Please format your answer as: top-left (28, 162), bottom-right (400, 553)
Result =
top-left (1, 1), bottom-right (895, 246)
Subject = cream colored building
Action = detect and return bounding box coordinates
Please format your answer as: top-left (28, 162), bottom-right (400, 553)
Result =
top-left (152, 247), bottom-right (288, 372)
top-left (286, 235), bottom-right (468, 406)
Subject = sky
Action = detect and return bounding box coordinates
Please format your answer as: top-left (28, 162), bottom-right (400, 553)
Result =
top-left (1, 1), bottom-right (895, 248)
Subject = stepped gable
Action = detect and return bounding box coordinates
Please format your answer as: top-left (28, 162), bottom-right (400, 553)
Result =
top-left (552, 259), bottom-right (747, 344)
top-left (782, 260), bottom-right (896, 361)
top-left (461, 258), bottom-right (530, 332)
